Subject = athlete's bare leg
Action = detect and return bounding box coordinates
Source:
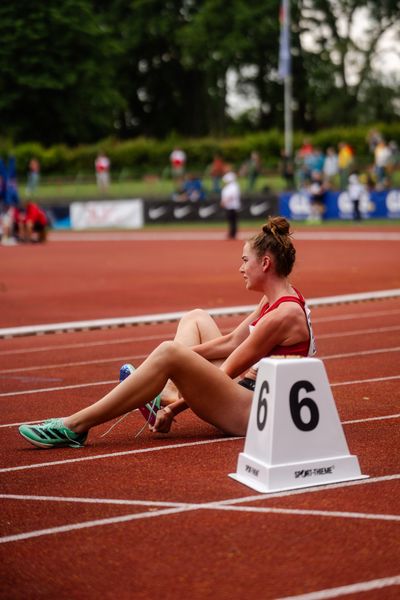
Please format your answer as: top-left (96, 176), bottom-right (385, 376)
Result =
top-left (161, 309), bottom-right (224, 403)
top-left (64, 341), bottom-right (251, 437)
top-left (174, 309), bottom-right (222, 346)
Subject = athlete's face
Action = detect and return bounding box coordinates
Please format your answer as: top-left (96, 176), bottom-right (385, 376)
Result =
top-left (240, 242), bottom-right (270, 291)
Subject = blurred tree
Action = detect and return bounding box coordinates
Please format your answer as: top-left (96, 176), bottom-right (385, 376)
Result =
top-left (178, 0), bottom-right (282, 134)
top-left (111, 0), bottom-right (287, 137)
top-left (0, 0), bottom-right (398, 144)
top-left (298, 0), bottom-right (400, 126)
top-left (106, 0), bottom-right (210, 138)
top-left (0, 0), bottom-right (123, 144)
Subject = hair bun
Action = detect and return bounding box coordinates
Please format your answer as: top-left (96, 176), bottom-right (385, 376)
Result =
top-left (251, 216), bottom-right (295, 276)
top-left (263, 216), bottom-right (291, 237)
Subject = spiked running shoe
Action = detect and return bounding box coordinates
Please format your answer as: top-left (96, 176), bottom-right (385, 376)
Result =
top-left (19, 418), bottom-right (87, 449)
top-left (119, 363), bottom-right (161, 426)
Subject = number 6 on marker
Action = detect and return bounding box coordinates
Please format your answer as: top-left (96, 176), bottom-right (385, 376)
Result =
top-left (256, 381), bottom-right (269, 431)
top-left (289, 380), bottom-right (319, 431)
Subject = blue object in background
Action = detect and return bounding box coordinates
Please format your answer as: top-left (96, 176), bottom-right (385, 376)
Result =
top-left (5, 157), bottom-right (20, 206)
top-left (279, 189), bottom-right (400, 220)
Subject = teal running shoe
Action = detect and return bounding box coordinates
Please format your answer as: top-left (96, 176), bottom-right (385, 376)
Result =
top-left (119, 363), bottom-right (161, 426)
top-left (19, 418), bottom-right (87, 449)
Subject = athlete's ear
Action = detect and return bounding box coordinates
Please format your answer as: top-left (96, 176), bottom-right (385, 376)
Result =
top-left (262, 255), bottom-right (271, 271)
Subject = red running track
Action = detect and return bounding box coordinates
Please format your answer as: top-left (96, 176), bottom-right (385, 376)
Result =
top-left (0, 225), bottom-right (399, 599)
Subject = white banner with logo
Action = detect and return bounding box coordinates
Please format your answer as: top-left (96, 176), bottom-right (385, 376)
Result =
top-left (71, 200), bottom-right (144, 230)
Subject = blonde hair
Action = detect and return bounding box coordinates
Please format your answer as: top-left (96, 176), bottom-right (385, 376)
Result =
top-left (250, 216), bottom-right (296, 277)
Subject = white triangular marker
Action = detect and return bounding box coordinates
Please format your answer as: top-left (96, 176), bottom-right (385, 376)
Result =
top-left (230, 357), bottom-right (368, 493)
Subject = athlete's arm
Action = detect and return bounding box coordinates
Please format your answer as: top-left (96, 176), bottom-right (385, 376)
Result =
top-left (191, 297), bottom-right (266, 361)
top-left (150, 398), bottom-right (187, 433)
top-left (220, 303), bottom-right (307, 379)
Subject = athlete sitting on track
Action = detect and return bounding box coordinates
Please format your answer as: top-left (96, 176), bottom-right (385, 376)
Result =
top-left (19, 216), bottom-right (316, 449)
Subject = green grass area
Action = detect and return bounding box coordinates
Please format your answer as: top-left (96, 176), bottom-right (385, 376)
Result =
top-left (24, 170), bottom-right (400, 206)
top-left (23, 175), bottom-right (287, 204)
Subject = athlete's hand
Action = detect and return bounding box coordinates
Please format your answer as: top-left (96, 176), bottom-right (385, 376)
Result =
top-left (150, 406), bottom-right (175, 434)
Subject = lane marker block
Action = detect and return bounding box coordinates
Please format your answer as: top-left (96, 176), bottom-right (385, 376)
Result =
top-left (230, 357), bottom-right (368, 493)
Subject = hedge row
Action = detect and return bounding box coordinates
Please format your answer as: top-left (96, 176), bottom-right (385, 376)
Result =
top-left (1, 123), bottom-right (399, 177)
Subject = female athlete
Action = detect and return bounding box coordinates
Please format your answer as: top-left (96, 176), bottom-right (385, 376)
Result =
top-left (19, 216), bottom-right (315, 448)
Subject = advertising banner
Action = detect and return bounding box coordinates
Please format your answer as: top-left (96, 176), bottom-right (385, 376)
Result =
top-left (70, 200), bottom-right (144, 230)
top-left (143, 192), bottom-right (279, 224)
top-left (279, 189), bottom-right (400, 220)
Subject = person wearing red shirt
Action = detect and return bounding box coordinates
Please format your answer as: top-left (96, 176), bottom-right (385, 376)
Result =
top-left (19, 202), bottom-right (49, 243)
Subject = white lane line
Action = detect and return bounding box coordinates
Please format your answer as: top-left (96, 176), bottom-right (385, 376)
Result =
top-left (342, 413), bottom-right (400, 425)
top-left (323, 346), bottom-right (400, 360)
top-left (331, 374), bottom-right (400, 387)
top-left (0, 379), bottom-right (115, 397)
top-left (2, 411), bottom-right (400, 431)
top-left (210, 504), bottom-right (400, 522)
top-left (0, 437), bottom-right (240, 473)
top-left (1, 308), bottom-right (399, 357)
top-left (2, 372), bottom-right (399, 400)
top-left (2, 474), bottom-right (400, 507)
top-left (0, 354), bottom-right (148, 374)
top-left (318, 324), bottom-right (400, 339)
top-left (0, 493), bottom-right (186, 508)
top-left (1, 345), bottom-right (399, 375)
top-left (0, 333), bottom-right (170, 356)
top-left (275, 575), bottom-right (400, 600)
top-left (0, 505), bottom-right (196, 544)
top-left (215, 474), bottom-right (400, 506)
top-left (2, 290), bottom-right (399, 338)
top-left (312, 308), bottom-right (400, 324)
top-left (2, 475), bottom-right (400, 545)
top-left (1, 475), bottom-right (399, 546)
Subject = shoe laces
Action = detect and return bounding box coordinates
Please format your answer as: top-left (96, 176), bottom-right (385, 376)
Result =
top-left (100, 398), bottom-right (160, 439)
top-left (135, 398), bottom-right (160, 438)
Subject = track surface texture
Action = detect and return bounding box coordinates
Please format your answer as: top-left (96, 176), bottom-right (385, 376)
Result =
top-left (1, 224), bottom-right (399, 600)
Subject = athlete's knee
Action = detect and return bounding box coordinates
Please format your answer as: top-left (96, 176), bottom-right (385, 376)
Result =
top-left (181, 308), bottom-right (208, 323)
top-left (154, 340), bottom-right (186, 364)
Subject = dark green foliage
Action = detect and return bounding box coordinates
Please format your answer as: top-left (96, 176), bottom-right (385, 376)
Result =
top-left (9, 123), bottom-right (400, 176)
top-left (0, 1), bottom-right (398, 145)
top-left (0, 1), bottom-right (123, 144)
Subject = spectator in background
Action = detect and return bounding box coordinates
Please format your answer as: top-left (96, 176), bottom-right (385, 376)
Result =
top-left (170, 147), bottom-right (187, 179)
top-left (0, 204), bottom-right (19, 245)
top-left (0, 156), bottom-right (20, 244)
top-left (308, 147), bottom-right (325, 175)
top-left (279, 150), bottom-right (295, 190)
top-left (18, 201), bottom-right (49, 243)
top-left (388, 141), bottom-right (399, 183)
top-left (172, 173), bottom-right (205, 202)
top-left (374, 139), bottom-right (392, 188)
top-left (337, 142), bottom-right (354, 189)
top-left (295, 138), bottom-right (314, 187)
top-left (0, 158), bottom-right (7, 202)
top-left (240, 151), bottom-right (262, 191)
top-left (347, 173), bottom-right (365, 221)
top-left (95, 152), bottom-right (111, 193)
top-left (221, 171), bottom-right (241, 239)
top-left (307, 171), bottom-right (326, 223)
top-left (209, 153), bottom-right (227, 193)
top-left (367, 129), bottom-right (382, 154)
top-left (5, 156), bottom-right (20, 207)
top-left (323, 147), bottom-right (339, 188)
top-left (26, 157), bottom-right (40, 196)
